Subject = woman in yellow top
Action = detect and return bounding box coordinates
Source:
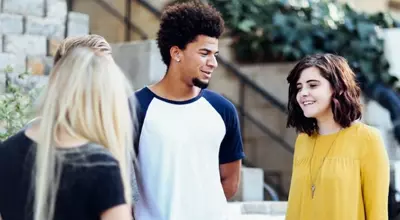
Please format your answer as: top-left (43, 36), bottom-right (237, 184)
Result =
top-left (285, 53), bottom-right (390, 220)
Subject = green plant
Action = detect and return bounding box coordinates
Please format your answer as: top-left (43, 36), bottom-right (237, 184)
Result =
top-left (209, 0), bottom-right (400, 90)
top-left (170, 0), bottom-right (400, 91)
top-left (0, 66), bottom-right (41, 141)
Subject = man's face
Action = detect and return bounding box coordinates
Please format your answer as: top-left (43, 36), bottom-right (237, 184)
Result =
top-left (179, 35), bottom-right (219, 89)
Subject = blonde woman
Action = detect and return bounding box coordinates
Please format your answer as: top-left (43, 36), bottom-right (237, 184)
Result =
top-left (0, 47), bottom-right (135, 220)
top-left (23, 34), bottom-right (113, 126)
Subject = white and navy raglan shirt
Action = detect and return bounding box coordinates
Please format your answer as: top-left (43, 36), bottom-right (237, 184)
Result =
top-left (132, 87), bottom-right (245, 220)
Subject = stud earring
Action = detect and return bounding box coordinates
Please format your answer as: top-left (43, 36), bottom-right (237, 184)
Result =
top-left (176, 58), bottom-right (180, 62)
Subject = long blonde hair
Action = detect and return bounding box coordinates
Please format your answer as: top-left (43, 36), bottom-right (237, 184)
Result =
top-left (53, 34), bottom-right (112, 65)
top-left (33, 47), bottom-right (135, 220)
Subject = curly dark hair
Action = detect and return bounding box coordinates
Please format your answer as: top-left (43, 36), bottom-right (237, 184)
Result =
top-left (286, 53), bottom-right (362, 135)
top-left (156, 1), bottom-right (224, 66)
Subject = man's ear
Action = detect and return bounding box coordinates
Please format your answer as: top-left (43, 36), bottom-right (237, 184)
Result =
top-left (170, 46), bottom-right (182, 62)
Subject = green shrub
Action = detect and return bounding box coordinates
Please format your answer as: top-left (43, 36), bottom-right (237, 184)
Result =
top-left (210, 0), bottom-right (400, 90)
top-left (0, 66), bottom-right (41, 141)
top-left (171, 0), bottom-right (400, 91)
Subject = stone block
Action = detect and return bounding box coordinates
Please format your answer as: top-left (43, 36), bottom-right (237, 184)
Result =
top-left (209, 67), bottom-right (240, 104)
top-left (46, 0), bottom-right (68, 21)
top-left (4, 35), bottom-right (47, 56)
top-left (111, 40), bottom-right (166, 89)
top-left (269, 202), bottom-right (288, 215)
top-left (48, 37), bottom-right (63, 57)
top-left (67, 12), bottom-right (90, 37)
top-left (27, 56), bottom-right (53, 75)
top-left (0, 14), bottom-right (23, 34)
top-left (227, 201), bottom-right (287, 219)
top-left (239, 62), bottom-right (295, 105)
top-left (6, 72), bottom-right (48, 92)
top-left (25, 16), bottom-right (65, 38)
top-left (3, 0), bottom-right (45, 17)
top-left (231, 167), bottom-right (264, 202)
top-left (240, 201), bottom-right (287, 215)
top-left (0, 53), bottom-right (26, 73)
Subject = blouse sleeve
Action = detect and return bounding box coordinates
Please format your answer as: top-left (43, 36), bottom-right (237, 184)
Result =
top-left (361, 128), bottom-right (390, 220)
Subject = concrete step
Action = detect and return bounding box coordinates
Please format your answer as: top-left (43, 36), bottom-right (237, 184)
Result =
top-left (230, 215), bottom-right (284, 220)
top-left (227, 201), bottom-right (287, 219)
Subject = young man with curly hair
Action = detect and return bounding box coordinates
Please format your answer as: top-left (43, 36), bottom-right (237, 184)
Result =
top-left (131, 2), bottom-right (245, 220)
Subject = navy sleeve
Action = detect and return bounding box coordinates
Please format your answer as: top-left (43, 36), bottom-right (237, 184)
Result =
top-left (203, 90), bottom-right (245, 164)
top-left (91, 164), bottom-right (126, 215)
top-left (218, 102), bottom-right (245, 164)
top-left (131, 87), bottom-right (154, 155)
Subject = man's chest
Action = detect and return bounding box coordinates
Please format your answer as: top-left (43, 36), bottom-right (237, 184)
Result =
top-left (139, 100), bottom-right (226, 152)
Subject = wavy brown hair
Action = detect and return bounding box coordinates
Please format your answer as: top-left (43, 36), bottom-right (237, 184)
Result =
top-left (286, 53), bottom-right (362, 135)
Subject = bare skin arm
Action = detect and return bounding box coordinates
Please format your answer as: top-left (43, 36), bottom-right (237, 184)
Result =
top-left (219, 160), bottom-right (242, 200)
top-left (101, 204), bottom-right (133, 220)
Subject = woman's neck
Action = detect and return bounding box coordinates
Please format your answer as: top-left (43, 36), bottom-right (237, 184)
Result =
top-left (56, 127), bottom-right (88, 148)
top-left (25, 123), bottom-right (88, 148)
top-left (316, 115), bottom-right (342, 135)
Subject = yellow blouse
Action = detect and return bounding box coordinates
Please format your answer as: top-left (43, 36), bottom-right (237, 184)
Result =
top-left (286, 122), bottom-right (390, 220)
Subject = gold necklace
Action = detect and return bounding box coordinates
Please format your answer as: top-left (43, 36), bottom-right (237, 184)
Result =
top-left (309, 129), bottom-right (341, 199)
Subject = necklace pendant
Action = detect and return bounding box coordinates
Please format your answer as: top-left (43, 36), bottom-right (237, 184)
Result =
top-left (311, 184), bottom-right (316, 198)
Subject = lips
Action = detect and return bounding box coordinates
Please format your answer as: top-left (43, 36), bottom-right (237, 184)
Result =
top-left (302, 101), bottom-right (315, 106)
top-left (201, 70), bottom-right (212, 78)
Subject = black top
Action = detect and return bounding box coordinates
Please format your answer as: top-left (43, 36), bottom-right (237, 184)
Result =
top-left (0, 131), bottom-right (126, 220)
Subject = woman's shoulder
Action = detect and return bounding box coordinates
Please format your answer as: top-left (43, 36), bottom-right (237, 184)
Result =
top-left (343, 121), bottom-right (381, 141)
top-left (1, 129), bottom-right (33, 146)
top-left (60, 143), bottom-right (120, 168)
top-left (343, 122), bottom-right (386, 158)
top-left (293, 132), bottom-right (315, 155)
top-left (0, 130), bottom-right (34, 161)
top-left (295, 132), bottom-right (314, 146)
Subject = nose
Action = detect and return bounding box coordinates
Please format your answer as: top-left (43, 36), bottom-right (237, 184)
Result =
top-left (299, 87), bottom-right (309, 97)
top-left (207, 55), bottom-right (218, 69)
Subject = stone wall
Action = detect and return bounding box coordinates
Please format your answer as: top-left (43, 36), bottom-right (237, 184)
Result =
top-left (0, 0), bottom-right (90, 136)
top-left (111, 40), bottom-right (166, 89)
top-left (0, 0), bottom-right (90, 93)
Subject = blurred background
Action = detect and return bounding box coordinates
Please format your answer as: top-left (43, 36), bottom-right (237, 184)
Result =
top-left (2, 0), bottom-right (400, 219)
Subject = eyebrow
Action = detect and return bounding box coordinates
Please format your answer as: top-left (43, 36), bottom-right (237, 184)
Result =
top-left (296, 79), bottom-right (320, 86)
